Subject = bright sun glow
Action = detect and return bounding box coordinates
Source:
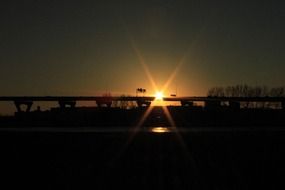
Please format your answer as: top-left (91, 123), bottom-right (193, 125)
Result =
top-left (155, 91), bottom-right (164, 100)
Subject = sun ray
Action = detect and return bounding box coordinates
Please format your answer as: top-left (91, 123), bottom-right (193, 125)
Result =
top-left (161, 25), bottom-right (206, 95)
top-left (162, 106), bottom-right (176, 128)
top-left (110, 105), bottom-right (154, 165)
top-left (120, 20), bottom-right (158, 94)
top-left (135, 105), bottom-right (154, 129)
top-left (122, 21), bottom-right (203, 155)
top-left (161, 106), bottom-right (193, 159)
top-left (162, 60), bottom-right (184, 94)
top-left (130, 39), bottom-right (158, 93)
top-left (111, 27), bottom-right (160, 166)
top-left (114, 20), bottom-right (201, 173)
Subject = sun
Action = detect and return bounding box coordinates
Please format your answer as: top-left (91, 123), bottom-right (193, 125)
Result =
top-left (155, 91), bottom-right (164, 101)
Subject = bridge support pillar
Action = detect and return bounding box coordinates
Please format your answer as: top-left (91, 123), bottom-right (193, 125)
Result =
top-left (205, 100), bottom-right (221, 110)
top-left (14, 101), bottom-right (33, 112)
top-left (58, 101), bottom-right (76, 109)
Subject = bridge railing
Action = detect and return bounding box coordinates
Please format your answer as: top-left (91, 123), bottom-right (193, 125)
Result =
top-left (0, 96), bottom-right (285, 112)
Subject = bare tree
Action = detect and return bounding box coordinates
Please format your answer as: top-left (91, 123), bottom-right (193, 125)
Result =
top-left (207, 87), bottom-right (225, 97)
top-left (207, 84), bottom-right (285, 109)
top-left (270, 87), bottom-right (285, 97)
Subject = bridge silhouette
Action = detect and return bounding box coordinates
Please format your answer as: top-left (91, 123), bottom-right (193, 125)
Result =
top-left (1, 96), bottom-right (285, 112)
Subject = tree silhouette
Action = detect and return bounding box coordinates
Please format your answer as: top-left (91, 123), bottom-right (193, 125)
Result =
top-left (208, 84), bottom-right (285, 109)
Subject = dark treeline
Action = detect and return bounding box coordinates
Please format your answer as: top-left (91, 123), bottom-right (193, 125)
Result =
top-left (207, 84), bottom-right (285, 97)
top-left (113, 95), bottom-right (137, 109)
top-left (207, 84), bottom-right (285, 109)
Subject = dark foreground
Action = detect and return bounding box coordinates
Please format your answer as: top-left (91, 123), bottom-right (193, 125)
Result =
top-left (1, 127), bottom-right (285, 190)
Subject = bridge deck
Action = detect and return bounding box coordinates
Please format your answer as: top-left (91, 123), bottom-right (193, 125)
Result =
top-left (0, 96), bottom-right (284, 102)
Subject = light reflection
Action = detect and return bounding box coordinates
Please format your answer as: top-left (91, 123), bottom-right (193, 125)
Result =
top-left (151, 127), bottom-right (170, 133)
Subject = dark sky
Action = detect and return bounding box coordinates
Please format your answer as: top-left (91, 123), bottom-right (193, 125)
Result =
top-left (1, 0), bottom-right (285, 98)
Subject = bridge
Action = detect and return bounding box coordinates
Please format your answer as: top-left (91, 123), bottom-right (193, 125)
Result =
top-left (0, 96), bottom-right (285, 112)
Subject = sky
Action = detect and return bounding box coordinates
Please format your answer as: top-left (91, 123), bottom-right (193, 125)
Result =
top-left (1, 0), bottom-right (285, 101)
